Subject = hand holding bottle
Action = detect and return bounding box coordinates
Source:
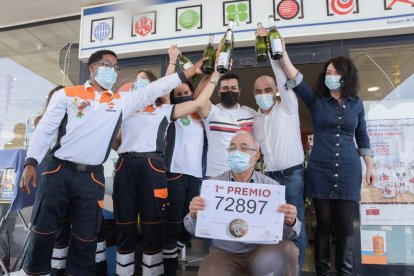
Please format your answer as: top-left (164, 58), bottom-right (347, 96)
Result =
top-left (168, 44), bottom-right (181, 65)
top-left (183, 56), bottom-right (208, 80)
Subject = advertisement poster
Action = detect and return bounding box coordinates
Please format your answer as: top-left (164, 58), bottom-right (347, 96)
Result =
top-left (361, 118), bottom-right (414, 225)
top-left (0, 168), bottom-right (16, 203)
top-left (360, 118), bottom-right (414, 265)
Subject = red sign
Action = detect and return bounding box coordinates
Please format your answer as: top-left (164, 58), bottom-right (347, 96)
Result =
top-left (135, 16), bottom-right (153, 37)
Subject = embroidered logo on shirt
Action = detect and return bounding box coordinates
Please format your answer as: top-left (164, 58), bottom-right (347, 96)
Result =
top-left (70, 98), bottom-right (91, 118)
top-left (181, 116), bottom-right (191, 126)
top-left (106, 101), bottom-right (117, 112)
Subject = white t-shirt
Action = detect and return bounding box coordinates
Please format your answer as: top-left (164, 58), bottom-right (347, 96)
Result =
top-left (117, 104), bottom-right (174, 154)
top-left (166, 113), bottom-right (204, 178)
top-left (204, 104), bottom-right (256, 177)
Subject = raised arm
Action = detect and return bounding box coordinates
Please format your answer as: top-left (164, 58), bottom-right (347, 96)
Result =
top-left (270, 59), bottom-right (298, 116)
top-left (122, 60), bottom-right (203, 117)
top-left (172, 70), bottom-right (219, 120)
top-left (165, 44), bottom-right (181, 76)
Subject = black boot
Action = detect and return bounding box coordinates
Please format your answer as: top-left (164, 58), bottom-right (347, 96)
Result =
top-left (335, 235), bottom-right (354, 275)
top-left (315, 235), bottom-right (331, 276)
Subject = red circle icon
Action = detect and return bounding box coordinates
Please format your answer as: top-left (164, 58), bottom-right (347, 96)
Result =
top-left (331, 0), bottom-right (354, 15)
top-left (277, 0), bottom-right (300, 20)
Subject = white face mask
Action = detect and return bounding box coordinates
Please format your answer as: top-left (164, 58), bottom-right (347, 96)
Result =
top-left (255, 94), bottom-right (275, 110)
top-left (93, 67), bottom-right (117, 90)
top-left (325, 75), bottom-right (341, 91)
top-left (132, 78), bottom-right (150, 90)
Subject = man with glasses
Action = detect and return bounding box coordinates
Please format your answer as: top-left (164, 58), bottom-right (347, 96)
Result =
top-left (184, 131), bottom-right (300, 275)
top-left (16, 49), bottom-right (202, 276)
top-left (196, 73), bottom-right (256, 178)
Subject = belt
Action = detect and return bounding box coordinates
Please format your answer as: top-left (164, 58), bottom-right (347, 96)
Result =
top-left (119, 152), bottom-right (163, 160)
top-left (267, 163), bottom-right (304, 177)
top-left (52, 157), bottom-right (103, 173)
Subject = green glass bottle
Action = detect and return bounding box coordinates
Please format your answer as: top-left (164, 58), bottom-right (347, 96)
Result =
top-left (268, 15), bottom-right (283, 60)
top-left (178, 54), bottom-right (194, 71)
top-left (201, 34), bottom-right (216, 75)
top-left (255, 22), bottom-right (268, 62)
top-left (216, 19), bottom-right (234, 74)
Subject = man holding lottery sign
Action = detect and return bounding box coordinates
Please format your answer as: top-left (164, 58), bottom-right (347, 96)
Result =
top-left (184, 131), bottom-right (300, 276)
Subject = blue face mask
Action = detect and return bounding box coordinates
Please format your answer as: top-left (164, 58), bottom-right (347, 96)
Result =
top-left (255, 94), bottom-right (275, 110)
top-left (325, 75), bottom-right (341, 91)
top-left (94, 67), bottom-right (117, 90)
top-left (227, 150), bottom-right (255, 173)
top-left (133, 78), bottom-right (150, 89)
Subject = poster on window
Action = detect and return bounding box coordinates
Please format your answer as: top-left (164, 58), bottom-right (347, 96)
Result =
top-left (360, 118), bottom-right (414, 225)
top-left (0, 168), bottom-right (16, 203)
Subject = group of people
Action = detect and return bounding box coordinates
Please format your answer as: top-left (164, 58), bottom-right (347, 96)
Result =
top-left (15, 31), bottom-right (375, 276)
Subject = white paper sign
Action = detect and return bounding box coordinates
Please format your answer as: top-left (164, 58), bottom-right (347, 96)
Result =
top-left (195, 179), bottom-right (285, 244)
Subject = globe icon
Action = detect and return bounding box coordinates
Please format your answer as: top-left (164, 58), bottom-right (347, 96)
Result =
top-left (93, 22), bottom-right (111, 41)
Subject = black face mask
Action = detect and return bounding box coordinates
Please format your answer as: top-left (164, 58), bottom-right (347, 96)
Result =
top-left (174, 95), bottom-right (193, 104)
top-left (220, 91), bottom-right (239, 107)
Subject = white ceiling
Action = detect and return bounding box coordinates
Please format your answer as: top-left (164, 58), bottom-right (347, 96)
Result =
top-left (0, 0), bottom-right (116, 29)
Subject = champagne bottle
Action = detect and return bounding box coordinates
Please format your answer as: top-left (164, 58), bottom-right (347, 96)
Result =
top-left (201, 34), bottom-right (216, 75)
top-left (178, 54), bottom-right (193, 71)
top-left (216, 19), bottom-right (234, 74)
top-left (268, 15), bottom-right (283, 60)
top-left (255, 22), bottom-right (268, 62)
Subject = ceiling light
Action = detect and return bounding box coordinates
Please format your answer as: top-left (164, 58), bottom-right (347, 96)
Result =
top-left (367, 87), bottom-right (379, 92)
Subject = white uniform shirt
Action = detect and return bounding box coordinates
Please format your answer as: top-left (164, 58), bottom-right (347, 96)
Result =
top-left (204, 104), bottom-right (256, 177)
top-left (27, 73), bottom-right (182, 165)
top-left (253, 60), bottom-right (304, 171)
top-left (118, 104), bottom-right (174, 154)
top-left (166, 113), bottom-right (204, 178)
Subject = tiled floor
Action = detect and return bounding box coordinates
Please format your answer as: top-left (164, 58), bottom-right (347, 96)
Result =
top-left (175, 238), bottom-right (321, 276)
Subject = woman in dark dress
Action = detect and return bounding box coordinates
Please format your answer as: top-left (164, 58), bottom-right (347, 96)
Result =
top-left (279, 42), bottom-right (376, 275)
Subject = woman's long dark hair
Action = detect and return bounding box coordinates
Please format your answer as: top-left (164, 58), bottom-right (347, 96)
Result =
top-left (169, 80), bottom-right (194, 104)
top-left (315, 56), bottom-right (359, 98)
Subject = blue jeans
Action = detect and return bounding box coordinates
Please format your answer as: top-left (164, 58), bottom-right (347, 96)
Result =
top-left (266, 167), bottom-right (306, 275)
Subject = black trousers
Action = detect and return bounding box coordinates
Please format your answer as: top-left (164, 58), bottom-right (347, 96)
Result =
top-left (113, 154), bottom-right (167, 276)
top-left (163, 173), bottom-right (201, 275)
top-left (50, 214), bottom-right (107, 276)
top-left (24, 159), bottom-right (105, 276)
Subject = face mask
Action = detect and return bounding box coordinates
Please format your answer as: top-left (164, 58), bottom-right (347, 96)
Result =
top-left (325, 75), bottom-right (341, 91)
top-left (255, 94), bottom-right (275, 110)
top-left (227, 150), bottom-right (255, 173)
top-left (174, 95), bottom-right (193, 104)
top-left (94, 67), bottom-right (117, 90)
top-left (133, 78), bottom-right (150, 89)
top-left (220, 91), bottom-right (239, 107)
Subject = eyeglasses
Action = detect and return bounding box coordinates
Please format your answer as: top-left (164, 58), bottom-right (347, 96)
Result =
top-left (227, 146), bottom-right (257, 153)
top-left (94, 61), bottom-right (121, 72)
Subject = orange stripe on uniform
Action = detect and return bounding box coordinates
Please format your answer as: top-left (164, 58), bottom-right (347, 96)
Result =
top-left (191, 112), bottom-right (201, 120)
top-left (91, 173), bottom-right (105, 188)
top-left (98, 200), bottom-right (104, 208)
top-left (42, 164), bottom-right (62, 175)
top-left (64, 85), bottom-right (95, 100)
top-left (154, 188), bottom-right (168, 199)
top-left (144, 105), bottom-right (155, 112)
top-left (147, 157), bottom-right (165, 173)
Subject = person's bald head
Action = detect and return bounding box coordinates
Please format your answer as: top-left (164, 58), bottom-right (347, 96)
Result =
top-left (253, 75), bottom-right (278, 96)
top-left (229, 131), bottom-right (260, 153)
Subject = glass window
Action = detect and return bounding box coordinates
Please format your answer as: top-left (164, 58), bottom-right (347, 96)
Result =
top-left (351, 44), bottom-right (414, 266)
top-left (0, 19), bottom-right (81, 150)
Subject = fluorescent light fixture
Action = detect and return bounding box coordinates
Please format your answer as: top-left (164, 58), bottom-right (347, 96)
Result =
top-left (367, 86), bottom-right (379, 92)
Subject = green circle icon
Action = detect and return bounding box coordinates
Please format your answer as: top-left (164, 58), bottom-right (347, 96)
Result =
top-left (179, 10), bottom-right (199, 30)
